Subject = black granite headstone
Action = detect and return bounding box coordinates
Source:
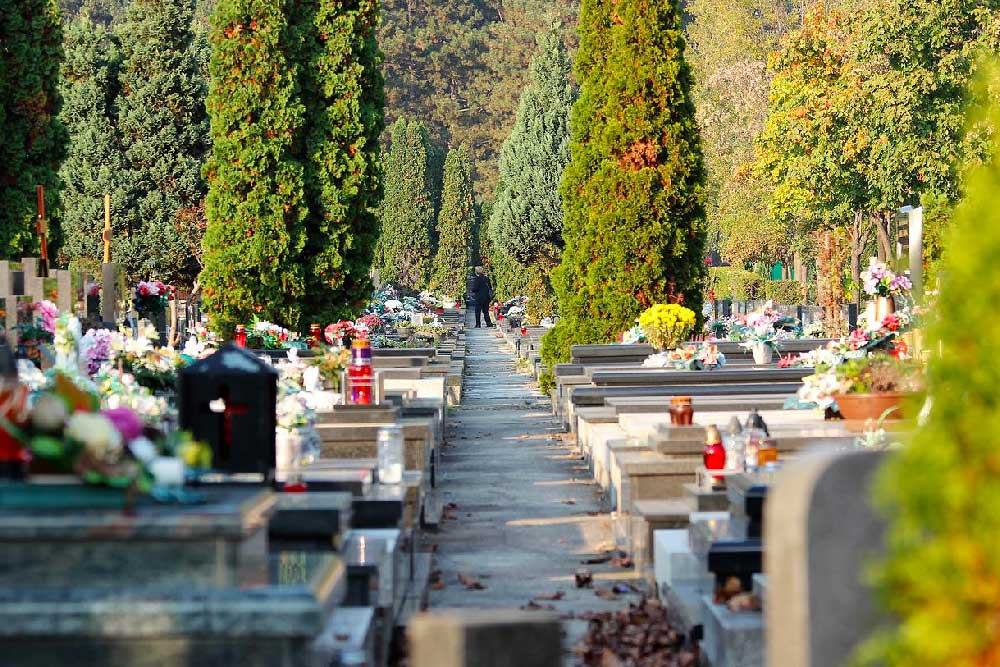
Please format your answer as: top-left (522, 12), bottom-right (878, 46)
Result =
top-left (178, 343), bottom-right (278, 477)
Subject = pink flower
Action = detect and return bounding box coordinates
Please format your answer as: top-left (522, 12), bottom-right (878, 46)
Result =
top-left (36, 300), bottom-right (59, 334)
top-left (86, 282), bottom-right (101, 297)
top-left (102, 407), bottom-right (145, 441)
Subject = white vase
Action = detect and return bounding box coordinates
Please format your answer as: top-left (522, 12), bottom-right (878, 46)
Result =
top-left (752, 342), bottom-right (773, 365)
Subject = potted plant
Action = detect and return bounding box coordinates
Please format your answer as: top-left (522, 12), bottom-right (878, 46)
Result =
top-left (832, 354), bottom-right (923, 422)
top-left (637, 304), bottom-right (697, 351)
top-left (861, 257), bottom-right (912, 324)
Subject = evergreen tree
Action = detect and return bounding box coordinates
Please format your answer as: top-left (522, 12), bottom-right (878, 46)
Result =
top-left (374, 118), bottom-right (435, 290)
top-left (430, 145), bottom-right (474, 298)
top-left (295, 0), bottom-right (383, 324)
top-left (201, 0), bottom-right (308, 334)
top-left (0, 0), bottom-right (67, 259)
top-left (58, 16), bottom-right (129, 273)
top-left (542, 0), bottom-right (707, 365)
top-left (115, 0), bottom-right (208, 285)
top-left (489, 25), bottom-right (575, 267)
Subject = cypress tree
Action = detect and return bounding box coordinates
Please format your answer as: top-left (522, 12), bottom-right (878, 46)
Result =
top-left (374, 118), bottom-right (435, 290)
top-left (296, 0), bottom-right (383, 324)
top-left (115, 0), bottom-right (208, 285)
top-left (489, 25), bottom-right (575, 267)
top-left (201, 0), bottom-right (308, 335)
top-left (430, 145), bottom-right (474, 299)
top-left (542, 0), bottom-right (707, 364)
top-left (0, 0), bottom-right (67, 259)
top-left (58, 16), bottom-right (129, 273)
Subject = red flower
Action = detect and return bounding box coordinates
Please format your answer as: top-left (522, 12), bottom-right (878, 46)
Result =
top-left (137, 284), bottom-right (151, 297)
top-left (882, 314), bottom-right (901, 332)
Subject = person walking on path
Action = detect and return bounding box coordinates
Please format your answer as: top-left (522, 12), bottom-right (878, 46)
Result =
top-left (471, 266), bottom-right (494, 328)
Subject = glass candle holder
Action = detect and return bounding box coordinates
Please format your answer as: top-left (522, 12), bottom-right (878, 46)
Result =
top-left (377, 425), bottom-right (404, 484)
top-left (234, 324), bottom-right (247, 348)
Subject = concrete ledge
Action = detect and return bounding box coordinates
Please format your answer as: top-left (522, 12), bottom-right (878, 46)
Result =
top-left (408, 609), bottom-right (561, 667)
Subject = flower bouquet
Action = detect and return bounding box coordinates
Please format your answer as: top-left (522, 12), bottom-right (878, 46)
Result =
top-left (324, 320), bottom-right (358, 347)
top-left (247, 320), bottom-right (304, 350)
top-left (644, 342), bottom-right (726, 370)
top-left (133, 281), bottom-right (173, 320)
top-left (738, 308), bottom-right (788, 364)
top-left (637, 304), bottom-right (697, 351)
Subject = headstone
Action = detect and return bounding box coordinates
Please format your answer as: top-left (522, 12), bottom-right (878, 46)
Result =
top-left (765, 450), bottom-right (887, 667)
top-left (408, 610), bottom-right (562, 667)
top-left (178, 343), bottom-right (279, 477)
top-left (101, 263), bottom-right (118, 325)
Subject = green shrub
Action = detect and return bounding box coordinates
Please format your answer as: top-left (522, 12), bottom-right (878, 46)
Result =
top-left (764, 280), bottom-right (808, 305)
top-left (430, 145), bottom-right (474, 300)
top-left (545, 0), bottom-right (707, 364)
top-left (707, 267), bottom-right (763, 301)
top-left (491, 248), bottom-right (556, 325)
top-left (854, 64), bottom-right (1000, 667)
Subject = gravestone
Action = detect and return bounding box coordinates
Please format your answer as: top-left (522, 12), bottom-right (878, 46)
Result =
top-left (765, 450), bottom-right (888, 667)
top-left (408, 610), bottom-right (562, 667)
top-left (178, 343), bottom-right (278, 477)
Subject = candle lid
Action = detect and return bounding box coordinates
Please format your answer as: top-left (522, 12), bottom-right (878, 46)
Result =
top-left (705, 424), bottom-right (722, 445)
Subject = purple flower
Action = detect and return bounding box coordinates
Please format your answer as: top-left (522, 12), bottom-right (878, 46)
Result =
top-left (890, 275), bottom-right (912, 293)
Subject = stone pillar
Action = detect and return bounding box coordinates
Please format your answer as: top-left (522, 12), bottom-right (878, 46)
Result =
top-left (408, 610), bottom-right (562, 667)
top-left (765, 450), bottom-right (888, 667)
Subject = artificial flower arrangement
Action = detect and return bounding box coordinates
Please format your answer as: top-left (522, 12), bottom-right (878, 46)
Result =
top-left (621, 325), bottom-right (647, 345)
top-left (413, 322), bottom-right (447, 341)
top-left (643, 342), bottom-right (726, 370)
top-left (182, 324), bottom-right (222, 359)
top-left (637, 304), bottom-right (697, 351)
top-left (86, 281), bottom-right (101, 298)
top-left (737, 307), bottom-right (789, 353)
top-left (325, 320), bottom-right (358, 347)
top-left (246, 320), bottom-right (306, 350)
top-left (355, 313), bottom-right (383, 334)
top-left (1, 370), bottom-right (210, 493)
top-left (17, 300), bottom-right (58, 363)
top-left (309, 346), bottom-right (352, 389)
top-left (861, 257), bottom-right (913, 299)
top-left (133, 280), bottom-right (174, 320)
top-left (105, 322), bottom-right (187, 393)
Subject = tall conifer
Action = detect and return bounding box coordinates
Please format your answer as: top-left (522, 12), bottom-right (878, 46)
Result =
top-left (374, 118), bottom-right (435, 290)
top-left (201, 0), bottom-right (308, 334)
top-left (0, 0), bottom-right (67, 258)
top-left (431, 145), bottom-right (474, 298)
top-left (115, 0), bottom-right (208, 284)
top-left (542, 0), bottom-right (707, 364)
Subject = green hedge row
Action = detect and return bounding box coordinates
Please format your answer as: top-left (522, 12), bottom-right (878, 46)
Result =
top-left (706, 268), bottom-right (813, 304)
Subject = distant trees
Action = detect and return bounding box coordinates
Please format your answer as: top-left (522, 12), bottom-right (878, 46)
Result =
top-left (430, 146), bottom-right (474, 299)
top-left (59, 0), bottom-right (208, 285)
top-left (375, 118), bottom-right (436, 290)
top-left (543, 0), bottom-right (707, 363)
top-left (487, 25), bottom-right (575, 323)
top-left (0, 0), bottom-right (67, 259)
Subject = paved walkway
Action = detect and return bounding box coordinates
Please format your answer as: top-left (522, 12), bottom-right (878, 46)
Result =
top-left (427, 324), bottom-right (642, 662)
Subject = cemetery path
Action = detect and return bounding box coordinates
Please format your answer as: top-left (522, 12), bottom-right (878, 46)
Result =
top-left (426, 324), bottom-right (643, 663)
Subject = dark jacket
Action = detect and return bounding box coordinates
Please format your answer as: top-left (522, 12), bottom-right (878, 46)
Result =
top-left (472, 274), bottom-right (493, 303)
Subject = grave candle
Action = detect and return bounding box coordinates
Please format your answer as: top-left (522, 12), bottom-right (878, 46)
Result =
top-left (703, 424), bottom-right (726, 472)
top-left (347, 338), bottom-right (373, 405)
top-left (234, 324), bottom-right (247, 348)
top-left (309, 323), bottom-right (321, 348)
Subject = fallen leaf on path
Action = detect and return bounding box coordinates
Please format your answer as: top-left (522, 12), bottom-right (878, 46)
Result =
top-left (594, 588), bottom-right (618, 600)
top-left (521, 600), bottom-right (555, 611)
top-left (534, 591), bottom-right (565, 601)
top-left (563, 499), bottom-right (576, 505)
top-left (611, 555), bottom-right (633, 568)
top-left (458, 573), bottom-right (487, 590)
top-left (581, 555), bottom-right (611, 565)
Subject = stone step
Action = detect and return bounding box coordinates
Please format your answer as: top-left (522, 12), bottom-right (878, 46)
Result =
top-left (653, 529), bottom-right (714, 633)
top-left (699, 595), bottom-right (764, 667)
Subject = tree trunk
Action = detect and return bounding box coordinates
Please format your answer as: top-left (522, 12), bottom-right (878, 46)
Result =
top-left (873, 211), bottom-right (893, 261)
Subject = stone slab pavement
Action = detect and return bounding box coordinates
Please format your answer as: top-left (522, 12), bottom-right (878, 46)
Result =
top-left (426, 323), bottom-right (645, 664)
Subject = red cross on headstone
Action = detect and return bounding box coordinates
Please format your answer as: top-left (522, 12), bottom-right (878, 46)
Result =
top-left (208, 388), bottom-right (248, 462)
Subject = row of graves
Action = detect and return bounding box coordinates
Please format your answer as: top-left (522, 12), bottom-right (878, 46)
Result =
top-left (502, 260), bottom-right (921, 667)
top-left (0, 259), bottom-right (466, 667)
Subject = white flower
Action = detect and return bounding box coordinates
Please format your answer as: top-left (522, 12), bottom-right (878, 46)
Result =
top-left (65, 412), bottom-right (123, 463)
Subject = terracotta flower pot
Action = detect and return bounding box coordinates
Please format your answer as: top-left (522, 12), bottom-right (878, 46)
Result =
top-left (834, 392), bottom-right (908, 422)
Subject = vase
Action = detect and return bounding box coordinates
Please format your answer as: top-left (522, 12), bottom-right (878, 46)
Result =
top-left (752, 342), bottom-right (773, 365)
top-left (864, 296), bottom-right (895, 326)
